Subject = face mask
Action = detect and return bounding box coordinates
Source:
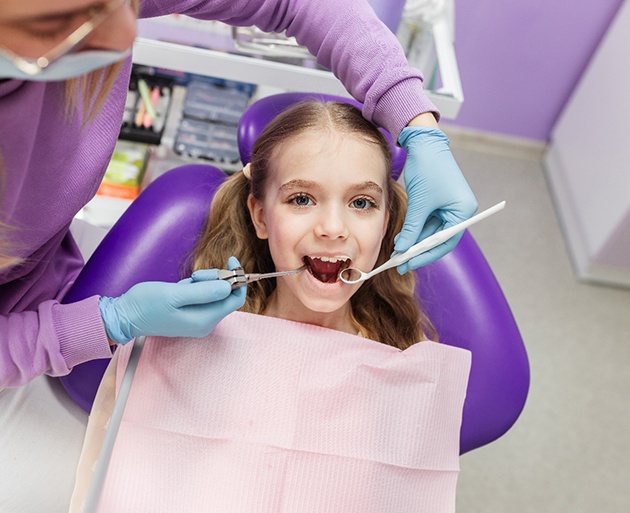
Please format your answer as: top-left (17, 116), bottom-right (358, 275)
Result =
top-left (0, 48), bottom-right (130, 81)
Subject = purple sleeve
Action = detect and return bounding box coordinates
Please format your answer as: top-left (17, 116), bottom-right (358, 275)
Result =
top-left (139, 0), bottom-right (438, 138)
top-left (0, 296), bottom-right (112, 388)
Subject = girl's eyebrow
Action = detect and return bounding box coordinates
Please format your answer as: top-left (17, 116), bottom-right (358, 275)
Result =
top-left (348, 181), bottom-right (384, 195)
top-left (279, 180), bottom-right (383, 194)
top-left (279, 179), bottom-right (319, 191)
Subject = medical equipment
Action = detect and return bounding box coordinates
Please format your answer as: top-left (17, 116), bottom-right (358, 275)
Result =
top-left (340, 201), bottom-right (506, 284)
top-left (218, 264), bottom-right (307, 289)
top-left (83, 336), bottom-right (147, 513)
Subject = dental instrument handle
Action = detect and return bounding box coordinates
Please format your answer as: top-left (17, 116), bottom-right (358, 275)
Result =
top-left (83, 336), bottom-right (146, 513)
top-left (371, 200), bottom-right (506, 277)
top-left (245, 265), bottom-right (308, 282)
top-left (225, 264), bottom-right (308, 289)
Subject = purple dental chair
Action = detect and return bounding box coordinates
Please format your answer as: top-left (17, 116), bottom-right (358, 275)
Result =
top-left (60, 93), bottom-right (529, 455)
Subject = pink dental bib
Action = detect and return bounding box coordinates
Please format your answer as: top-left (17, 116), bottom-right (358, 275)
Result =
top-left (88, 312), bottom-right (470, 513)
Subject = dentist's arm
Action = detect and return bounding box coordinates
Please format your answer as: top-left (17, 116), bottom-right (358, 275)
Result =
top-left (394, 115), bottom-right (478, 273)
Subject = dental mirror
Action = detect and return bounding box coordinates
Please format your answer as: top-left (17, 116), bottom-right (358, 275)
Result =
top-left (339, 201), bottom-right (506, 285)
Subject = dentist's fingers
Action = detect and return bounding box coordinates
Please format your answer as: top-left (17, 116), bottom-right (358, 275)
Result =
top-left (191, 269), bottom-right (219, 282)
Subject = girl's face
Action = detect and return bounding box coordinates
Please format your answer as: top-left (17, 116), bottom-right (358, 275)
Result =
top-left (248, 130), bottom-right (389, 334)
top-left (0, 0), bottom-right (135, 59)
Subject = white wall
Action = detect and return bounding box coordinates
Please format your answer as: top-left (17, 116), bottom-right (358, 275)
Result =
top-left (544, 0), bottom-right (630, 287)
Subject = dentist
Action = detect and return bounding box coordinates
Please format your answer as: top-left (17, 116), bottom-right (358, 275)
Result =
top-left (0, 0), bottom-right (476, 511)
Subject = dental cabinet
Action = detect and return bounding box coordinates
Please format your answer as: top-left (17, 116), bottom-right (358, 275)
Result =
top-left (544, 0), bottom-right (630, 288)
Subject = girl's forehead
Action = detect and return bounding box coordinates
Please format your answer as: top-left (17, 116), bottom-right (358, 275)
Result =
top-left (271, 130), bottom-right (387, 168)
top-left (267, 131), bottom-right (389, 195)
top-left (279, 128), bottom-right (370, 146)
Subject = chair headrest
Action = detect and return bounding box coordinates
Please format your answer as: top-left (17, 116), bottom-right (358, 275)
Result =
top-left (237, 92), bottom-right (407, 180)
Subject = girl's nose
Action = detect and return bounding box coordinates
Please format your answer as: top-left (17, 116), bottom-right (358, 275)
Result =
top-left (314, 206), bottom-right (349, 240)
top-left (83, 2), bottom-right (137, 52)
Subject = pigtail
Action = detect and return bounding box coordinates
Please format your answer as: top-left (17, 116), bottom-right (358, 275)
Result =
top-left (190, 171), bottom-right (274, 314)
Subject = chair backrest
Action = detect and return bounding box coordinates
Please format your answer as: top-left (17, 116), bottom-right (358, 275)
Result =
top-left (60, 94), bottom-right (529, 455)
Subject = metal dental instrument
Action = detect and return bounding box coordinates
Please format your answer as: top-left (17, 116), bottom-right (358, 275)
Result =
top-left (218, 265), bottom-right (308, 290)
top-left (339, 201), bottom-right (506, 285)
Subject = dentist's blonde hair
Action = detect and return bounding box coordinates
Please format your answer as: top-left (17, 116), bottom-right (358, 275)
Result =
top-left (65, 0), bottom-right (140, 123)
top-left (191, 101), bottom-right (436, 348)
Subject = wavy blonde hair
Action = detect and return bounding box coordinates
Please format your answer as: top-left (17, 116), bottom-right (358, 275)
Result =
top-left (191, 101), bottom-right (436, 349)
top-left (0, 0), bottom-right (139, 270)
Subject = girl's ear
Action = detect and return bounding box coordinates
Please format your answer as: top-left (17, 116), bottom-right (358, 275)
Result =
top-left (247, 194), bottom-right (268, 239)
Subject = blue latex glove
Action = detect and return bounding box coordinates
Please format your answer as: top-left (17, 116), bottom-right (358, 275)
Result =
top-left (99, 257), bottom-right (246, 344)
top-left (395, 126), bottom-right (478, 273)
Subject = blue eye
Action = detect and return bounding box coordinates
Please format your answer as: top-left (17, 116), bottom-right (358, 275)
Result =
top-left (289, 194), bottom-right (313, 207)
top-left (351, 197), bottom-right (377, 210)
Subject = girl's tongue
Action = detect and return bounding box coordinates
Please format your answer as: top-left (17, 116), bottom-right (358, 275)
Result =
top-left (305, 257), bottom-right (347, 284)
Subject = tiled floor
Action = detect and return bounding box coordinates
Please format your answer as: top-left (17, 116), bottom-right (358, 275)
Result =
top-left (444, 127), bottom-right (630, 512)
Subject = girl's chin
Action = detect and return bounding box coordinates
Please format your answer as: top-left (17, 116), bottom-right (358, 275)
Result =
top-left (274, 270), bottom-right (355, 314)
top-left (294, 298), bottom-right (348, 315)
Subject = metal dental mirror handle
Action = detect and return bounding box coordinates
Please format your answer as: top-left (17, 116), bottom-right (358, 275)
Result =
top-left (339, 201), bottom-right (507, 285)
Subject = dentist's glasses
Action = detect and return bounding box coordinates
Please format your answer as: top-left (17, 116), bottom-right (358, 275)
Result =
top-left (0, 0), bottom-right (128, 77)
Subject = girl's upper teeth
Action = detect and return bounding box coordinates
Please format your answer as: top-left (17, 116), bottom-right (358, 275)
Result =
top-left (314, 256), bottom-right (349, 262)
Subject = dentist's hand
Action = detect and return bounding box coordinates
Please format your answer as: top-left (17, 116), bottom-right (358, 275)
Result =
top-left (99, 257), bottom-right (246, 345)
top-left (395, 125), bottom-right (478, 273)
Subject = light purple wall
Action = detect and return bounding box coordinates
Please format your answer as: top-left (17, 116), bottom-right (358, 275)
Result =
top-left (449, 0), bottom-right (624, 141)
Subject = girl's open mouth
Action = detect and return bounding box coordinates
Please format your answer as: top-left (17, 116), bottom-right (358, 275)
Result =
top-left (303, 256), bottom-right (351, 284)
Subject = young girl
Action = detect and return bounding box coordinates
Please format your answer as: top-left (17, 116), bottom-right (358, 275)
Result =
top-left (71, 101), bottom-right (470, 513)
top-left (191, 100), bottom-right (436, 348)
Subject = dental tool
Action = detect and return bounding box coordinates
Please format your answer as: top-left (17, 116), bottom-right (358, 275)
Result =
top-left (339, 201), bottom-right (506, 285)
top-left (83, 336), bottom-right (146, 513)
top-left (218, 264), bottom-right (308, 290)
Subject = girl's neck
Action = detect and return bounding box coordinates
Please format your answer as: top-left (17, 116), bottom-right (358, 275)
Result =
top-left (263, 293), bottom-right (359, 336)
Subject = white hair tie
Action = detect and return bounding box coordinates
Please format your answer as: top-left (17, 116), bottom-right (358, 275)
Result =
top-left (242, 163), bottom-right (252, 180)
